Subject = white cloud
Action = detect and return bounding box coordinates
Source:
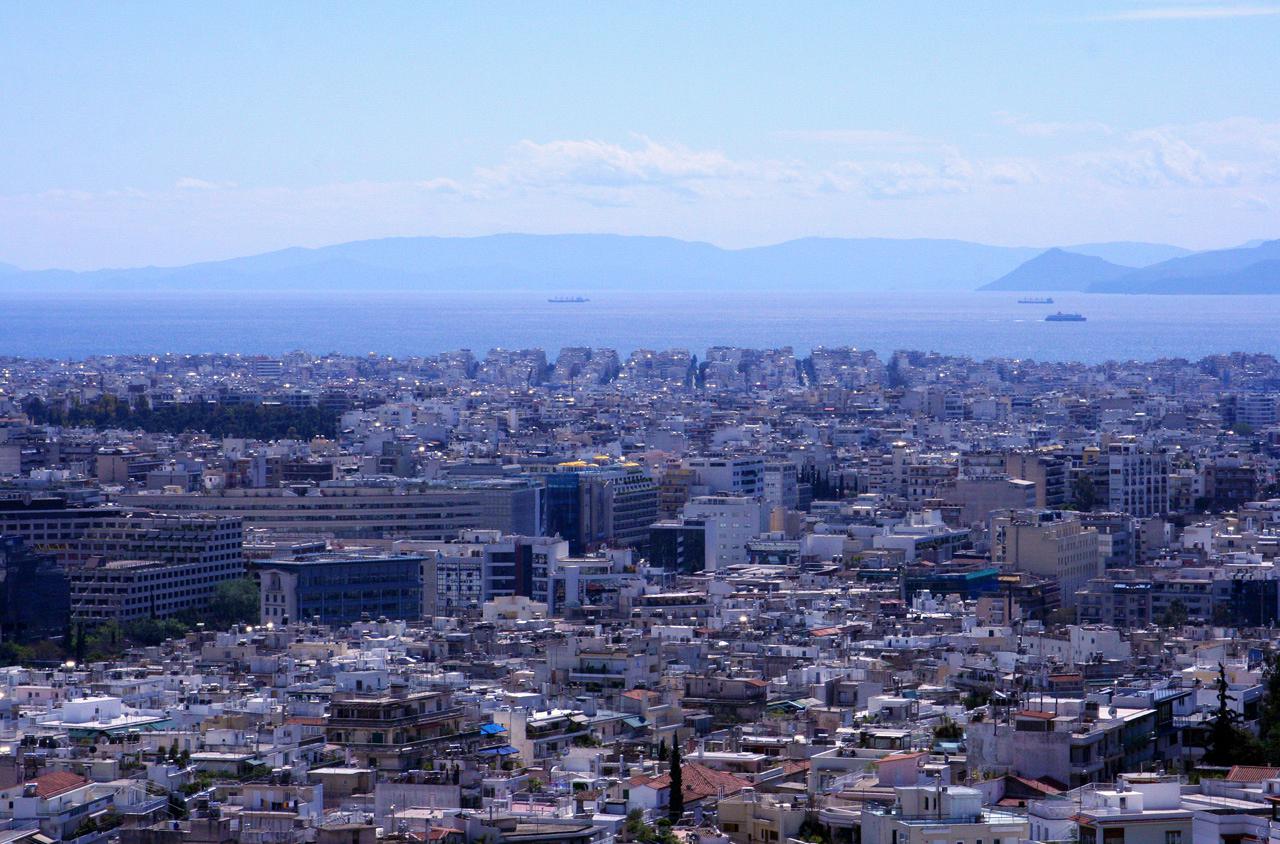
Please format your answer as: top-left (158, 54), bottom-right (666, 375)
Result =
top-left (175, 177), bottom-right (233, 191)
top-left (477, 137), bottom-right (751, 192)
top-left (996, 112), bottom-right (1115, 138)
top-left (773, 129), bottom-right (944, 152)
top-left (1084, 4), bottom-right (1280, 21)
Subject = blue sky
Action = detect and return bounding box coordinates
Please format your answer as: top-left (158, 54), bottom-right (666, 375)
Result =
top-left (2, 1), bottom-right (1279, 268)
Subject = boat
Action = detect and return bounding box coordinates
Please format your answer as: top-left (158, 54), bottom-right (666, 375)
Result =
top-left (1018, 297), bottom-right (1054, 304)
top-left (548, 296), bottom-right (589, 303)
top-left (1044, 312), bottom-right (1086, 322)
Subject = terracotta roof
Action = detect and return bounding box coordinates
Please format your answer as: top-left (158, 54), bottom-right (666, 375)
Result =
top-left (1227, 765), bottom-right (1280, 783)
top-left (743, 679), bottom-right (770, 687)
top-left (622, 690), bottom-right (658, 701)
top-left (878, 751), bottom-right (928, 763)
top-left (643, 762), bottom-right (751, 803)
top-left (285, 716), bottom-right (327, 727)
top-left (1008, 774), bottom-right (1065, 794)
top-left (32, 771), bottom-right (88, 798)
top-left (1016, 710), bottom-right (1057, 720)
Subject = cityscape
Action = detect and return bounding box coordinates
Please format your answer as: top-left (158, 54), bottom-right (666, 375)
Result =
top-left (3, 343), bottom-right (1280, 843)
top-left (5, 3), bottom-right (1280, 844)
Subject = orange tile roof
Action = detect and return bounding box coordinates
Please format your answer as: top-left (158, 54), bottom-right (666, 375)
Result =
top-left (32, 771), bottom-right (88, 798)
top-left (1227, 765), bottom-right (1280, 783)
top-left (641, 762), bottom-right (752, 803)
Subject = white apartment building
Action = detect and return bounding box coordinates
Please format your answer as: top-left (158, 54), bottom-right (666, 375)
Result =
top-left (1107, 441), bottom-right (1171, 518)
top-left (686, 456), bottom-right (766, 498)
top-left (683, 495), bottom-right (766, 571)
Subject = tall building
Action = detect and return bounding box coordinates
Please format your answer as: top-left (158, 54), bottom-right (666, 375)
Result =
top-left (682, 496), bottom-right (766, 571)
top-left (1106, 441), bottom-right (1170, 518)
top-left (0, 537), bottom-right (69, 642)
top-left (256, 554), bottom-right (424, 625)
top-left (1005, 451), bottom-right (1068, 508)
top-left (991, 510), bottom-right (1100, 608)
top-left (544, 463), bottom-right (657, 553)
top-left (763, 462), bottom-right (799, 509)
top-left (685, 456), bottom-right (765, 498)
top-left (69, 556), bottom-right (245, 625)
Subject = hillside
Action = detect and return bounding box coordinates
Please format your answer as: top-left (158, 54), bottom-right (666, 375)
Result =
top-left (980, 248), bottom-right (1132, 292)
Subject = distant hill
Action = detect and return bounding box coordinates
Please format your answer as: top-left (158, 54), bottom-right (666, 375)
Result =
top-left (1059, 241), bottom-right (1191, 267)
top-left (0, 233), bottom-right (1223, 294)
top-left (1, 234), bottom-right (1044, 294)
top-left (1091, 239), bottom-right (1280, 294)
top-left (980, 248), bottom-right (1132, 292)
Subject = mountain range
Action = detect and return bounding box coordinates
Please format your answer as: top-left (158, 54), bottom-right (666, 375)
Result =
top-left (983, 239), bottom-right (1280, 294)
top-left (3, 233), bottom-right (1276, 295)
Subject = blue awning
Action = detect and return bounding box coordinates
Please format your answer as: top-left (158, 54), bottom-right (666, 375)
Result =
top-left (479, 723), bottom-right (507, 735)
top-left (477, 745), bottom-right (519, 756)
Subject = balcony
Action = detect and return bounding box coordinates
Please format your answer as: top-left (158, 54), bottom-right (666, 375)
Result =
top-left (327, 705), bottom-right (462, 728)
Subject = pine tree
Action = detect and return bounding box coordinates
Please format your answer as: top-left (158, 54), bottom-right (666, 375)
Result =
top-left (667, 743), bottom-right (684, 823)
top-left (1204, 662), bottom-right (1264, 765)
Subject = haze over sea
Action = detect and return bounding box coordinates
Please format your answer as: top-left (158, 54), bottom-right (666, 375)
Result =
top-left (2, 290), bottom-right (1274, 364)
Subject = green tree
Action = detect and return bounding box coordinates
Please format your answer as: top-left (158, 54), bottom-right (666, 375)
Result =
top-left (201, 578), bottom-right (260, 628)
top-left (1259, 652), bottom-right (1280, 763)
top-left (667, 744), bottom-right (684, 823)
top-left (1204, 663), bottom-right (1264, 766)
top-left (1158, 599), bottom-right (1189, 628)
top-left (1071, 474), bottom-right (1097, 511)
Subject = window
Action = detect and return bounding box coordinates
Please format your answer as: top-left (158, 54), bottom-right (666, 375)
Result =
top-left (1165, 833), bottom-right (1182, 844)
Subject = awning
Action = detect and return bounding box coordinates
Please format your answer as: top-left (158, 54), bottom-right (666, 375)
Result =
top-left (477, 745), bottom-right (519, 756)
top-left (623, 717), bottom-right (648, 729)
top-left (479, 724), bottom-right (507, 735)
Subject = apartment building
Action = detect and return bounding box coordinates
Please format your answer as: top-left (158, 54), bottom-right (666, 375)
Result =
top-left (325, 684), bottom-right (462, 772)
top-left (69, 553), bottom-right (245, 625)
top-left (992, 510), bottom-right (1101, 608)
top-left (1108, 441), bottom-right (1171, 518)
top-left (117, 478), bottom-right (543, 539)
top-left (861, 785), bottom-right (1028, 844)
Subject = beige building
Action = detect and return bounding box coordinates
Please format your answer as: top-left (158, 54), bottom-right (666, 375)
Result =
top-left (992, 510), bottom-right (1100, 608)
top-left (717, 789), bottom-right (806, 844)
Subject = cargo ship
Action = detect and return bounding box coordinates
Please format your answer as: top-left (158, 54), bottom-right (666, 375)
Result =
top-left (1045, 312), bottom-right (1086, 322)
top-left (548, 296), bottom-right (589, 303)
top-left (1018, 297), bottom-right (1054, 304)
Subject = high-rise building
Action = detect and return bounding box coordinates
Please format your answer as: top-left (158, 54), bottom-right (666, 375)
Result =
top-left (544, 463), bottom-right (657, 553)
top-left (1106, 441), bottom-right (1170, 517)
top-left (991, 510), bottom-right (1100, 608)
top-left (682, 495), bottom-right (766, 571)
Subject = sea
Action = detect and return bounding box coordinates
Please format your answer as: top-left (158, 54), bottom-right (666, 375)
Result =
top-left (1, 290), bottom-right (1277, 363)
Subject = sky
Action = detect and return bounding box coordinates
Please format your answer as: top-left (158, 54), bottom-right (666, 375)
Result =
top-left (2, 1), bottom-right (1279, 269)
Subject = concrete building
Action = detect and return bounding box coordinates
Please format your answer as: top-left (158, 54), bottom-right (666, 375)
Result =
top-left (117, 479), bottom-right (544, 539)
top-left (992, 510), bottom-right (1101, 608)
top-left (256, 553), bottom-right (424, 625)
top-left (686, 456), bottom-right (766, 498)
top-left (325, 684), bottom-right (462, 772)
top-left (1107, 441), bottom-right (1171, 518)
top-left (861, 785), bottom-right (1028, 844)
top-left (682, 496), bottom-right (766, 571)
top-left (70, 554), bottom-right (246, 625)
top-left (544, 463), bottom-right (657, 553)
top-left (1006, 451), bottom-right (1069, 508)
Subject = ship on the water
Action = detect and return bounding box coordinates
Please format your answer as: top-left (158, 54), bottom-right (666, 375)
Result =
top-left (1018, 297), bottom-right (1054, 304)
top-left (547, 296), bottom-right (589, 303)
top-left (1045, 312), bottom-right (1086, 322)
